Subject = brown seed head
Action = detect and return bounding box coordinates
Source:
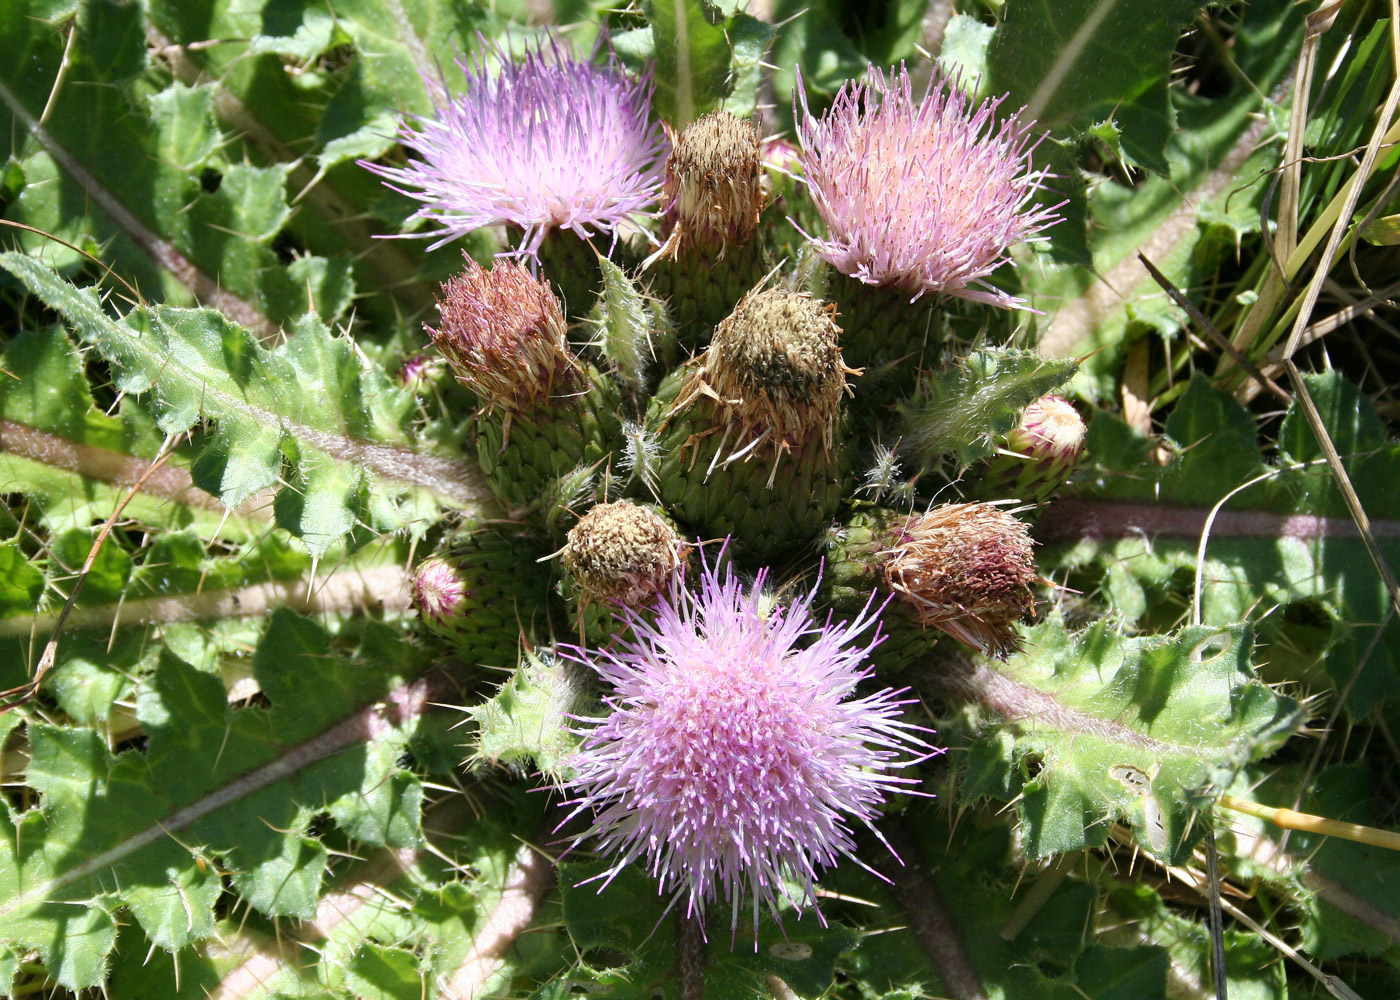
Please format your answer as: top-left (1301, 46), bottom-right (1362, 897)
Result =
top-left (1010, 395), bottom-right (1086, 466)
top-left (881, 502), bottom-right (1036, 658)
top-left (564, 500), bottom-right (687, 609)
top-left (429, 255), bottom-right (576, 413)
top-left (678, 288), bottom-right (854, 458)
top-left (651, 111), bottom-right (764, 261)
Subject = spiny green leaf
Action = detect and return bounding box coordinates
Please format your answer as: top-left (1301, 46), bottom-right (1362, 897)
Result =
top-left (547, 860), bottom-right (860, 999)
top-left (959, 616), bottom-right (1300, 860)
top-left (647, 0), bottom-right (734, 125)
top-left (0, 611), bottom-right (428, 990)
top-left (986, 0), bottom-right (1203, 173)
top-left (0, 253), bottom-right (484, 553)
top-left (1049, 373), bottom-right (1400, 712)
top-left (0, 2), bottom-right (355, 329)
top-left (470, 650), bottom-right (587, 780)
top-left (897, 348), bottom-right (1078, 469)
top-left (1029, 0), bottom-right (1309, 379)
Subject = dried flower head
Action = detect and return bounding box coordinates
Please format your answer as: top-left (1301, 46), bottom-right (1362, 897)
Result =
top-left (429, 255), bottom-right (577, 417)
top-left (649, 110), bottom-right (764, 261)
top-left (881, 502), bottom-right (1036, 657)
top-left (795, 64), bottom-right (1060, 308)
top-left (361, 34), bottom-right (667, 256)
top-left (563, 500), bottom-right (687, 610)
top-left (559, 554), bottom-right (929, 935)
top-left (676, 288), bottom-right (855, 460)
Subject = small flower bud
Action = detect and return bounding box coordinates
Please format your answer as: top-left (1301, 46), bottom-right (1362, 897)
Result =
top-left (396, 353), bottom-right (444, 391)
top-left (651, 110), bottom-right (764, 261)
top-left (563, 500), bottom-right (687, 611)
top-left (410, 530), bottom-right (553, 665)
top-left (881, 502), bottom-right (1037, 658)
top-left (411, 556), bottom-right (468, 629)
top-left (975, 394), bottom-right (1086, 504)
top-left (429, 255), bottom-right (577, 416)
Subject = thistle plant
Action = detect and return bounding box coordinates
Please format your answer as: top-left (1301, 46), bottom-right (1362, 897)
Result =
top-left (2, 1), bottom-right (1398, 998)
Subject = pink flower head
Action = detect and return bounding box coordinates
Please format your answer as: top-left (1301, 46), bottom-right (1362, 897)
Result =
top-left (558, 552), bottom-right (932, 938)
top-left (362, 34), bottom-right (667, 257)
top-left (795, 64), bottom-right (1061, 308)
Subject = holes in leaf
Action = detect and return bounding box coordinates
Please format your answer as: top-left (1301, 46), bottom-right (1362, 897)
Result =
top-left (558, 978), bottom-right (610, 995)
top-left (272, 230), bottom-right (305, 266)
top-left (1021, 751), bottom-right (1045, 780)
top-left (318, 43), bottom-right (356, 75)
top-left (769, 941), bottom-right (813, 961)
top-left (1190, 631), bottom-right (1232, 664)
top-left (111, 730), bottom-right (149, 755)
top-left (200, 167), bottom-right (223, 194)
top-left (579, 947), bottom-right (628, 971)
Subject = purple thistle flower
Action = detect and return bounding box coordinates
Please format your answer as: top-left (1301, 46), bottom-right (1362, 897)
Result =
top-left (558, 553), bottom-right (932, 937)
top-left (362, 34), bottom-right (667, 256)
top-left (795, 64), bottom-right (1061, 309)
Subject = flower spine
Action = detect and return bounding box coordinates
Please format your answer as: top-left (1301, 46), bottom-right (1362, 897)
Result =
top-left (558, 554), bottom-right (931, 936)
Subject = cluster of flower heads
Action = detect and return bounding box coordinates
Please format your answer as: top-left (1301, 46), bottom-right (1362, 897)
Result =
top-left (557, 552), bottom-right (931, 935)
top-left (364, 32), bottom-right (1059, 304)
top-left (373, 29), bottom-right (1064, 935)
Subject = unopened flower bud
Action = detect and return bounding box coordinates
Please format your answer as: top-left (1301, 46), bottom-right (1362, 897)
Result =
top-left (411, 529), bottom-right (553, 665)
top-left (974, 395), bottom-right (1086, 505)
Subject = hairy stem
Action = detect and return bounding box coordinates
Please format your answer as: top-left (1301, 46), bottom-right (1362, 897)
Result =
top-left (441, 841), bottom-right (555, 1000)
top-left (0, 563), bottom-right (412, 638)
top-left (1038, 498), bottom-right (1400, 543)
top-left (0, 420), bottom-right (272, 517)
top-left (871, 821), bottom-right (988, 1000)
top-left (676, 911), bottom-right (708, 1000)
